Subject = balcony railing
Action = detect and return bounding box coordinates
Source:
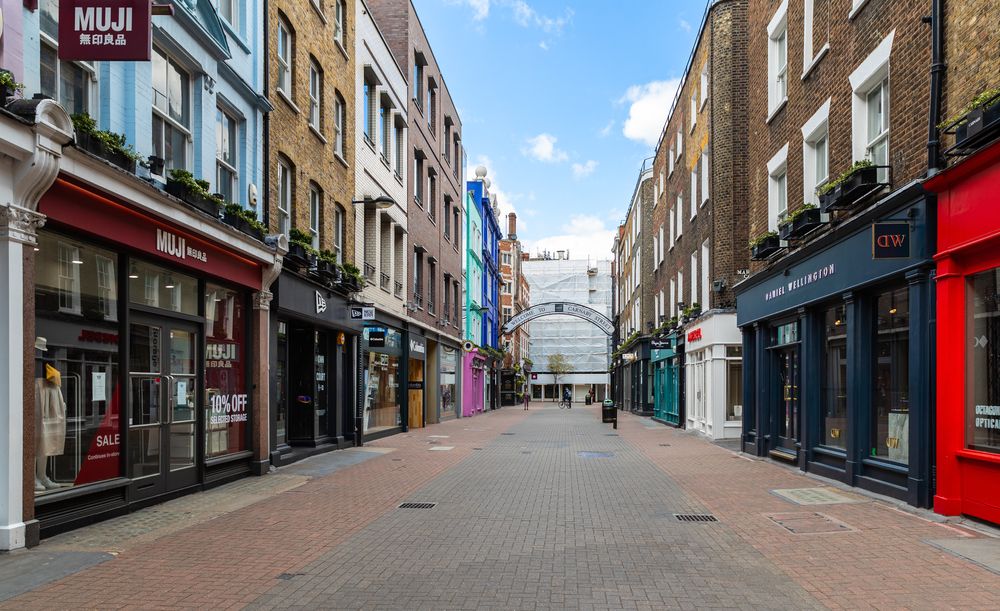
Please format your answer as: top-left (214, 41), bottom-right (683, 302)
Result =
top-left (380, 272), bottom-right (390, 291)
top-left (395, 281), bottom-right (403, 297)
top-left (428, 300), bottom-right (435, 314)
top-left (413, 293), bottom-right (423, 308)
top-left (364, 262), bottom-right (376, 283)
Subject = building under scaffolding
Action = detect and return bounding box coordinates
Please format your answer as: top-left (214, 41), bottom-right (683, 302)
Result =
top-left (522, 254), bottom-right (612, 403)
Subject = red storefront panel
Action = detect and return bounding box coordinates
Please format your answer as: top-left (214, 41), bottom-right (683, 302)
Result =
top-left (928, 140), bottom-right (1000, 525)
top-left (40, 178), bottom-right (262, 290)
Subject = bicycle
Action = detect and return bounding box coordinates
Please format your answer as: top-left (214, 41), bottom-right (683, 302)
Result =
top-left (559, 398), bottom-right (572, 409)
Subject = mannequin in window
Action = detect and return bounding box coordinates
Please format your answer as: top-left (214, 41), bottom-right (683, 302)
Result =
top-left (35, 351), bottom-right (67, 491)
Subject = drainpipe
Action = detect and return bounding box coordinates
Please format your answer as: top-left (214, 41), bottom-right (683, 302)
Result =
top-left (262, 0), bottom-right (271, 227)
top-left (925, 0), bottom-right (945, 174)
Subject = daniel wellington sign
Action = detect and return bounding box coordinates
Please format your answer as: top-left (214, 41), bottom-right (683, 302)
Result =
top-left (59, 1), bottom-right (152, 61)
top-left (872, 222), bottom-right (910, 259)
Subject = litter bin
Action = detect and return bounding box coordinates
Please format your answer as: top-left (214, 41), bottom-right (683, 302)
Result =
top-left (602, 399), bottom-right (616, 423)
top-left (585, 395), bottom-right (592, 405)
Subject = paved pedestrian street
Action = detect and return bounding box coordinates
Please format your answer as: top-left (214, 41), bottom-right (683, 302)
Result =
top-left (2, 405), bottom-right (998, 610)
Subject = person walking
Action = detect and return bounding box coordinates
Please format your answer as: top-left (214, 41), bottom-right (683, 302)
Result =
top-left (523, 390), bottom-right (530, 410)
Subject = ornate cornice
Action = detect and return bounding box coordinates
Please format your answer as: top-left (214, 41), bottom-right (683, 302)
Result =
top-left (252, 289), bottom-right (274, 311)
top-left (9, 99), bottom-right (73, 214)
top-left (0, 204), bottom-right (46, 245)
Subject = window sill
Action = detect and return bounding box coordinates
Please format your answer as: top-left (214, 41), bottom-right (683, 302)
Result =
top-left (364, 135), bottom-right (376, 153)
top-left (334, 151), bottom-right (349, 169)
top-left (766, 98), bottom-right (788, 124)
top-left (395, 171), bottom-right (404, 186)
top-left (380, 153), bottom-right (392, 170)
top-left (310, 0), bottom-right (329, 24)
top-left (848, 0), bottom-right (872, 20)
top-left (309, 124), bottom-right (327, 144)
top-left (334, 38), bottom-right (350, 62)
top-left (220, 20), bottom-right (252, 54)
top-left (801, 44), bottom-right (830, 81)
top-left (276, 88), bottom-right (300, 114)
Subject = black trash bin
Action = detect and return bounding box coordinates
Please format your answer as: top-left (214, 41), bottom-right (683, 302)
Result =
top-left (585, 395), bottom-right (592, 405)
top-left (601, 399), bottom-right (616, 423)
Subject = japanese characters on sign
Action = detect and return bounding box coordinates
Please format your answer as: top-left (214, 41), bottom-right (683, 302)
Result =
top-left (59, 1), bottom-right (151, 61)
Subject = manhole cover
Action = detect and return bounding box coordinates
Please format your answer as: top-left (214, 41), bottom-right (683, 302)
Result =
top-left (391, 458), bottom-right (403, 462)
top-left (472, 447), bottom-right (483, 450)
top-left (501, 432), bottom-right (515, 436)
top-left (398, 502), bottom-right (437, 509)
top-left (659, 443), bottom-right (671, 447)
top-left (578, 451), bottom-right (614, 458)
top-left (771, 487), bottom-right (865, 506)
top-left (605, 433), bottom-right (619, 436)
top-left (277, 573), bottom-right (304, 580)
top-left (767, 512), bottom-right (854, 534)
top-left (675, 513), bottom-right (718, 523)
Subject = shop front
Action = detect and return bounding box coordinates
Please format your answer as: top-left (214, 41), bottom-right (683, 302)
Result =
top-left (439, 345), bottom-right (459, 420)
top-left (927, 140), bottom-right (1000, 524)
top-left (407, 333), bottom-right (426, 429)
top-left (31, 176), bottom-right (276, 537)
top-left (680, 313), bottom-right (743, 440)
top-left (651, 337), bottom-right (677, 425)
top-left (270, 272), bottom-right (361, 466)
top-left (361, 324), bottom-right (404, 440)
top-left (462, 346), bottom-right (487, 416)
top-left (735, 184), bottom-right (934, 508)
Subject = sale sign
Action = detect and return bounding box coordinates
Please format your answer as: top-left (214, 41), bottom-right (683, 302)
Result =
top-left (59, 0), bottom-right (151, 61)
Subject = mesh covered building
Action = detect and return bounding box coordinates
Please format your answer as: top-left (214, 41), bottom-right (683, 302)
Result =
top-left (523, 256), bottom-right (612, 403)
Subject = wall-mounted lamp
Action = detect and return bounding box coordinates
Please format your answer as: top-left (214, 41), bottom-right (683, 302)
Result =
top-left (352, 195), bottom-right (396, 209)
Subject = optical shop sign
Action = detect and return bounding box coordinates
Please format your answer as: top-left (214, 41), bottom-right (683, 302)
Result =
top-left (974, 405), bottom-right (1000, 433)
top-left (59, 1), bottom-right (152, 61)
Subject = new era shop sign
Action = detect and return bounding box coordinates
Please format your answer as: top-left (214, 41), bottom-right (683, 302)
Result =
top-left (59, 1), bottom-right (152, 61)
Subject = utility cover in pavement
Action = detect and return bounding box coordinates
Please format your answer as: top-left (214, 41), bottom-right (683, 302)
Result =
top-left (675, 514), bottom-right (718, 523)
top-left (578, 451), bottom-right (614, 458)
top-left (771, 487), bottom-right (866, 505)
top-left (767, 512), bottom-right (855, 534)
top-left (398, 502), bottom-right (437, 509)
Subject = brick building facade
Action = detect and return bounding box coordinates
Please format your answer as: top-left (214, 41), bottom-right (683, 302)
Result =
top-left (735, 0), bottom-right (936, 508)
top-left (499, 213), bottom-right (530, 370)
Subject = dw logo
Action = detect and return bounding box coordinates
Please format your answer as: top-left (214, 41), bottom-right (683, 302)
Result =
top-left (315, 291), bottom-right (327, 314)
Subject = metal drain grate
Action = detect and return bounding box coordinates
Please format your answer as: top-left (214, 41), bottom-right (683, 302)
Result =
top-left (674, 513), bottom-right (718, 523)
top-left (659, 443), bottom-right (671, 447)
top-left (501, 432), bottom-right (515, 435)
top-left (398, 502), bottom-right (437, 509)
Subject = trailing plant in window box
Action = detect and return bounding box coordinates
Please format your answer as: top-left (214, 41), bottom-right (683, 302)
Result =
top-left (165, 168), bottom-right (224, 217)
top-left (71, 112), bottom-right (141, 173)
top-left (316, 250), bottom-right (343, 284)
top-left (0, 69), bottom-right (25, 102)
top-left (340, 262), bottom-right (364, 291)
top-left (682, 303), bottom-right (702, 320)
top-left (222, 202), bottom-right (266, 240)
top-left (778, 203), bottom-right (822, 240)
top-left (286, 227), bottom-right (318, 269)
top-left (940, 87), bottom-right (1000, 151)
top-left (817, 160), bottom-right (882, 212)
top-left (749, 231), bottom-right (781, 260)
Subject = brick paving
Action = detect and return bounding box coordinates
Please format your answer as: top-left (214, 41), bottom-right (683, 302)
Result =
top-left (2, 404), bottom-right (999, 610)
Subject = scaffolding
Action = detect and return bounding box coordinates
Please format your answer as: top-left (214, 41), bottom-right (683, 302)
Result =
top-left (522, 258), bottom-right (612, 381)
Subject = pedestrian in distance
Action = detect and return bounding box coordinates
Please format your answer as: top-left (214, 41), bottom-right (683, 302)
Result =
top-left (523, 392), bottom-right (530, 410)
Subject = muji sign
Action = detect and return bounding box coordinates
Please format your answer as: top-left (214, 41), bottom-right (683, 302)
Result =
top-left (59, 1), bottom-right (151, 61)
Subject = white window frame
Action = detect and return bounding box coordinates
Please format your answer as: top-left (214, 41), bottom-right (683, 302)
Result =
top-left (767, 0), bottom-right (789, 119)
top-left (277, 159), bottom-right (292, 237)
top-left (802, 0), bottom-right (831, 78)
top-left (676, 194), bottom-right (684, 238)
top-left (216, 107), bottom-right (239, 202)
top-left (309, 61), bottom-right (322, 130)
top-left (767, 143), bottom-right (789, 232)
top-left (218, 0), bottom-right (239, 33)
top-left (701, 240), bottom-right (710, 311)
top-left (333, 205), bottom-right (345, 264)
top-left (690, 252), bottom-right (698, 307)
top-left (849, 31), bottom-right (894, 165)
top-left (670, 279), bottom-right (676, 317)
top-left (95, 254), bottom-right (117, 321)
top-left (678, 270), bottom-right (684, 307)
top-left (277, 20), bottom-right (292, 94)
top-left (57, 242), bottom-right (82, 315)
top-left (690, 91), bottom-right (698, 132)
top-left (659, 226), bottom-right (665, 262)
top-left (700, 61), bottom-right (709, 108)
top-left (38, 24), bottom-right (95, 116)
top-left (801, 99), bottom-right (831, 205)
top-left (669, 204), bottom-right (676, 247)
top-left (334, 0), bottom-right (346, 47)
top-left (690, 170), bottom-right (698, 219)
top-left (676, 131), bottom-right (683, 157)
top-left (309, 185), bottom-right (321, 250)
top-left (152, 47), bottom-right (192, 172)
top-left (334, 93), bottom-right (345, 157)
top-left (701, 152), bottom-right (709, 205)
top-left (668, 146), bottom-right (675, 175)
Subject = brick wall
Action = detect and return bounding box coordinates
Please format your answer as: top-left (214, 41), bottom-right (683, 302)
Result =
top-left (268, 0), bottom-right (356, 260)
top-left (746, 0), bottom-right (931, 271)
top-left (940, 0), bottom-right (1000, 155)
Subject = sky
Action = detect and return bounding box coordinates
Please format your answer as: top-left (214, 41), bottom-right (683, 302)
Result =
top-left (413, 0), bottom-right (709, 261)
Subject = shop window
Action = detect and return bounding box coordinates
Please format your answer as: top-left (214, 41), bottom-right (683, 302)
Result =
top-left (128, 259), bottom-right (198, 316)
top-left (772, 320), bottom-right (799, 346)
top-left (441, 347), bottom-right (457, 418)
top-left (872, 286), bottom-right (909, 463)
top-left (968, 269), bottom-right (1000, 454)
top-left (276, 321), bottom-right (288, 445)
top-left (822, 303), bottom-right (848, 449)
top-left (726, 358), bottom-right (743, 422)
top-left (34, 232), bottom-right (122, 494)
top-left (204, 284), bottom-right (248, 458)
top-left (362, 327), bottom-right (402, 433)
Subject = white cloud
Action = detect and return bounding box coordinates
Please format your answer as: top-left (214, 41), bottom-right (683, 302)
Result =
top-left (571, 160), bottom-right (599, 179)
top-left (538, 40), bottom-right (549, 51)
top-left (679, 18), bottom-right (692, 33)
top-left (620, 78), bottom-right (681, 147)
top-left (522, 214), bottom-right (616, 261)
top-left (509, 1), bottom-right (573, 33)
top-left (446, 0), bottom-right (491, 21)
top-left (522, 133), bottom-right (568, 163)
top-left (599, 120), bottom-right (615, 137)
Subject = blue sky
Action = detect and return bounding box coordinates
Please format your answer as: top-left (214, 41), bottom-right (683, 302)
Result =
top-left (414, 0), bottom-right (709, 260)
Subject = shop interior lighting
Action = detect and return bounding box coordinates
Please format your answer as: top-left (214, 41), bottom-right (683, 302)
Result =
top-left (129, 264), bottom-right (139, 279)
top-left (164, 275), bottom-right (175, 289)
top-left (71, 258), bottom-right (84, 264)
top-left (889, 307), bottom-right (897, 314)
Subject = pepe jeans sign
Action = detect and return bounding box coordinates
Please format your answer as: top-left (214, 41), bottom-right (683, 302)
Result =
top-left (763, 263), bottom-right (836, 302)
top-left (59, 1), bottom-right (151, 61)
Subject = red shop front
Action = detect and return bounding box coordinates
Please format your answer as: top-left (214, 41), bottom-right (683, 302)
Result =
top-left (927, 139), bottom-right (1000, 525)
top-left (30, 176), bottom-right (269, 537)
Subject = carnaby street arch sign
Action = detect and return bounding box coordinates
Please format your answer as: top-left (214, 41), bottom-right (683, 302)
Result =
top-left (501, 302), bottom-right (614, 336)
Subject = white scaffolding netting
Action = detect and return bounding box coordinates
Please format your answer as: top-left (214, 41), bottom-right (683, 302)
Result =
top-left (523, 259), bottom-right (612, 376)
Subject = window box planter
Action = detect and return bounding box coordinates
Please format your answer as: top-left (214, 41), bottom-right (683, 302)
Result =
top-left (75, 130), bottom-right (137, 174)
top-left (779, 207), bottom-right (824, 241)
top-left (284, 242), bottom-right (315, 270)
top-left (955, 97), bottom-right (1000, 150)
top-left (340, 276), bottom-right (362, 293)
top-left (222, 210), bottom-right (265, 241)
top-left (165, 180), bottom-right (222, 217)
top-left (750, 234), bottom-right (782, 260)
top-left (316, 260), bottom-right (343, 286)
top-left (819, 165), bottom-right (883, 213)
top-left (0, 69), bottom-right (24, 104)
top-left (147, 155), bottom-right (165, 177)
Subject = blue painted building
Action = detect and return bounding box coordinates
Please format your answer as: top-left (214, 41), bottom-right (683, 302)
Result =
top-left (21, 0), bottom-right (270, 215)
top-left (468, 169), bottom-right (502, 409)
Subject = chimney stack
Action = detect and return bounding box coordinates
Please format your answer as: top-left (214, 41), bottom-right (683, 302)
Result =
top-left (507, 213), bottom-right (517, 239)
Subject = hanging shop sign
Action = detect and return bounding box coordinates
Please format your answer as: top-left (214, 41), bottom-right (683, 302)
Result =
top-left (872, 222), bottom-right (911, 259)
top-left (59, 0), bottom-right (152, 61)
top-left (350, 306), bottom-right (376, 320)
top-left (501, 301), bottom-right (614, 336)
top-left (650, 338), bottom-right (672, 350)
top-left (368, 330), bottom-right (386, 348)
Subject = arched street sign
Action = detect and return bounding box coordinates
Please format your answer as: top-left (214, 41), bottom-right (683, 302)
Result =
top-left (501, 302), bottom-right (614, 336)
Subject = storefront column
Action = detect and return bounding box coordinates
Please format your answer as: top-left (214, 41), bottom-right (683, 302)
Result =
top-left (906, 267), bottom-right (934, 507)
top-left (934, 258), bottom-right (964, 515)
top-left (798, 307), bottom-right (816, 470)
top-left (845, 291), bottom-right (869, 484)
top-left (751, 322), bottom-right (767, 456)
top-left (251, 289), bottom-right (274, 475)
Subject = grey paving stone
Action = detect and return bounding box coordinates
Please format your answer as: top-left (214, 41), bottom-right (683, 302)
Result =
top-left (0, 550), bottom-right (112, 602)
